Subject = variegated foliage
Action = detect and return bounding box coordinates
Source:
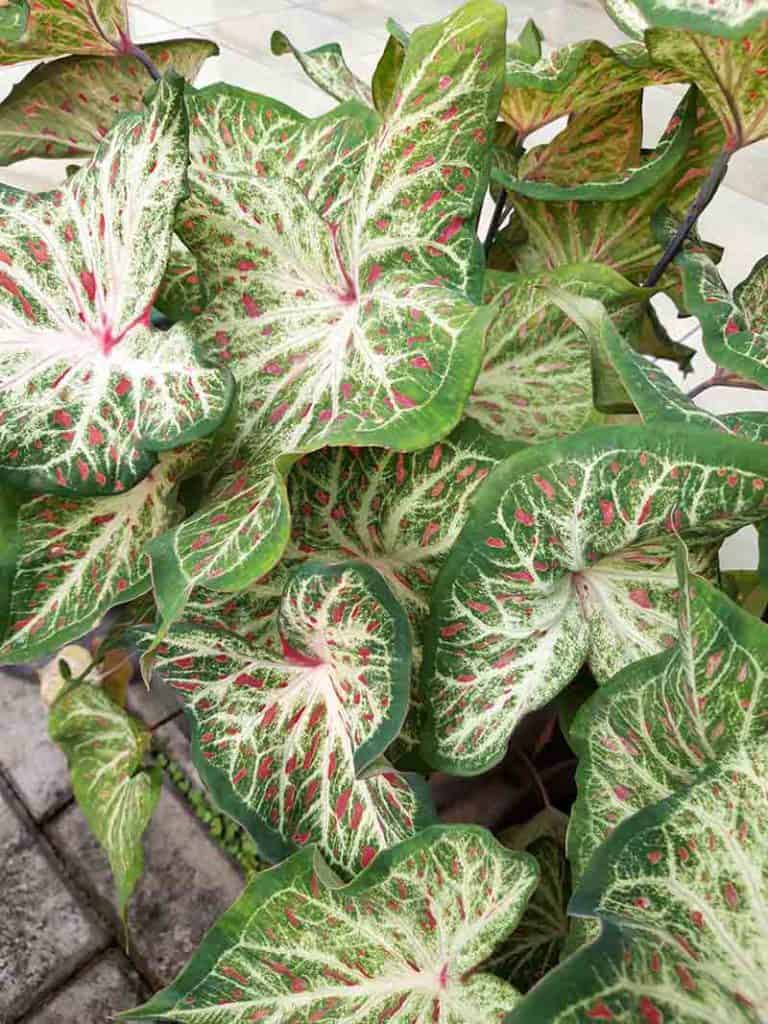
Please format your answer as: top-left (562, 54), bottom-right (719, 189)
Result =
top-left (283, 421), bottom-right (519, 758)
top-left (147, 1), bottom-right (507, 626)
top-left (0, 74), bottom-right (232, 496)
top-left (0, 0), bottom-right (131, 63)
top-left (0, 445), bottom-right (203, 664)
top-left (49, 681), bottom-right (161, 916)
top-left (501, 38), bottom-right (680, 139)
top-left (568, 548), bottom-right (768, 892)
top-left (271, 29), bottom-right (373, 106)
top-left (139, 561), bottom-right (435, 876)
top-left (469, 265), bottom-right (647, 443)
top-left (0, 39), bottom-right (218, 166)
top-left (509, 736), bottom-right (768, 1023)
top-left (154, 237), bottom-right (203, 323)
top-left (124, 827), bottom-right (539, 1024)
top-left (496, 86), bottom-right (697, 201)
top-left (495, 91), bottom-right (725, 285)
top-left (656, 210), bottom-right (768, 388)
top-left (552, 287), bottom-right (768, 442)
top-left (421, 424), bottom-right (768, 775)
top-left (486, 809), bottom-right (571, 993)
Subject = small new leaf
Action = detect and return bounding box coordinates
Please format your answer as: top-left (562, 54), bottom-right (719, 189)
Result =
top-left (49, 682), bottom-right (161, 916)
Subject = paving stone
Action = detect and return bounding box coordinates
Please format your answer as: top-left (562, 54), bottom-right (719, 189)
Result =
top-left (0, 788), bottom-right (107, 1020)
top-left (22, 949), bottom-right (148, 1023)
top-left (0, 671), bottom-right (70, 820)
top-left (46, 785), bottom-right (244, 987)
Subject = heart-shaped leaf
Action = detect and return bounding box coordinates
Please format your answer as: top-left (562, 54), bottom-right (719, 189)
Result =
top-left (0, 39), bottom-right (218, 166)
top-left (0, 445), bottom-right (203, 664)
top-left (469, 264), bottom-right (647, 443)
top-left (500, 92), bottom-right (724, 285)
top-left (148, 2), bottom-right (506, 625)
top-left (496, 86), bottom-right (696, 200)
top-left (568, 546), bottom-right (768, 891)
top-left (508, 735), bottom-right (768, 1023)
top-left (271, 29), bottom-right (373, 106)
top-left (656, 209), bottom-right (768, 388)
top-left (0, 0), bottom-right (128, 63)
top-left (49, 681), bottom-right (161, 917)
top-left (0, 73), bottom-right (233, 496)
top-left (647, 22), bottom-right (768, 150)
top-left (421, 423), bottom-right (768, 775)
top-left (123, 825), bottom-right (538, 1024)
top-left (501, 38), bottom-right (680, 139)
top-left (372, 31), bottom-right (406, 116)
top-left (141, 560), bottom-right (434, 875)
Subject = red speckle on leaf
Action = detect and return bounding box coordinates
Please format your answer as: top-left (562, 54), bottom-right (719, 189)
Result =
top-left (600, 499), bottom-right (615, 526)
top-left (366, 263), bottom-right (382, 287)
top-left (80, 269), bottom-right (96, 302)
top-left (629, 589), bottom-right (652, 609)
top-left (115, 377), bottom-right (132, 397)
top-left (725, 317), bottom-right (740, 335)
top-left (53, 410), bottom-right (71, 428)
top-left (485, 537), bottom-right (505, 548)
top-left (533, 474), bottom-right (554, 499)
top-left (586, 1003), bottom-right (614, 1020)
top-left (437, 216), bottom-right (463, 244)
top-left (638, 997), bottom-right (663, 1024)
top-left (515, 508), bottom-right (534, 526)
top-left (360, 846), bottom-right (376, 868)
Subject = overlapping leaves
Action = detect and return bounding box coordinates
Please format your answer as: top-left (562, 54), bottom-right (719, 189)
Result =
top-left (49, 681), bottom-right (161, 916)
top-left (421, 424), bottom-right (768, 775)
top-left (148, 1), bottom-right (507, 624)
top-left (657, 209), bottom-right (768, 388)
top-left (510, 736), bottom-right (768, 1022)
top-left (0, 39), bottom-right (218, 166)
top-left (0, 445), bottom-right (203, 664)
top-left (271, 29), bottom-right (372, 105)
top-left (468, 265), bottom-right (646, 443)
top-left (0, 0), bottom-right (129, 63)
top-left (568, 548), bottom-right (768, 888)
top-left (124, 826), bottom-right (539, 1024)
top-left (0, 73), bottom-right (232, 496)
top-left (140, 560), bottom-right (434, 875)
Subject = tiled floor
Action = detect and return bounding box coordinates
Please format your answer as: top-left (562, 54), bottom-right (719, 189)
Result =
top-left (0, 0), bottom-right (765, 563)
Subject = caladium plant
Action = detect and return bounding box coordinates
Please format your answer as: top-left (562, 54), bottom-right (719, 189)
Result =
top-left (0, 1), bottom-right (766, 1021)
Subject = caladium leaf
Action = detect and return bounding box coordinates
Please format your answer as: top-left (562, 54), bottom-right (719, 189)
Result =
top-left (0, 445), bottom-right (203, 664)
top-left (48, 681), bottom-right (161, 916)
top-left (552, 287), bottom-right (768, 442)
top-left (149, 2), bottom-right (506, 622)
top-left (507, 19), bottom-right (543, 65)
top-left (0, 1), bottom-right (28, 42)
top-left (486, 812), bottom-right (571, 993)
top-left (517, 93), bottom-right (643, 186)
top-left (154, 236), bottom-right (203, 323)
top-left (0, 73), bottom-right (233, 496)
top-left (140, 560), bottom-right (435, 875)
top-left (636, 0), bottom-right (768, 37)
top-left (468, 264), bottom-right (647, 443)
top-left (287, 421), bottom-right (518, 629)
top-left (0, 0), bottom-right (128, 63)
top-left (0, 39), bottom-right (218, 166)
top-left (286, 422), bottom-right (520, 761)
top-left (647, 22), bottom-right (768, 150)
top-left (567, 547), bottom-right (768, 890)
top-left (656, 210), bottom-right (768, 387)
top-left (421, 423), bottom-right (768, 775)
top-left (123, 825), bottom-right (539, 1024)
top-left (501, 38), bottom-right (680, 139)
top-left (496, 87), bottom-right (695, 200)
top-left (503, 92), bottom-right (725, 284)
top-left (270, 29), bottom-right (373, 106)
top-left (509, 736), bottom-right (768, 1024)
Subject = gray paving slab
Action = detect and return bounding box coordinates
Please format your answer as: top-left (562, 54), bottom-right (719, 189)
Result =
top-left (21, 949), bottom-right (148, 1023)
top-left (0, 787), bottom-right (107, 1020)
top-left (46, 785), bottom-right (244, 987)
